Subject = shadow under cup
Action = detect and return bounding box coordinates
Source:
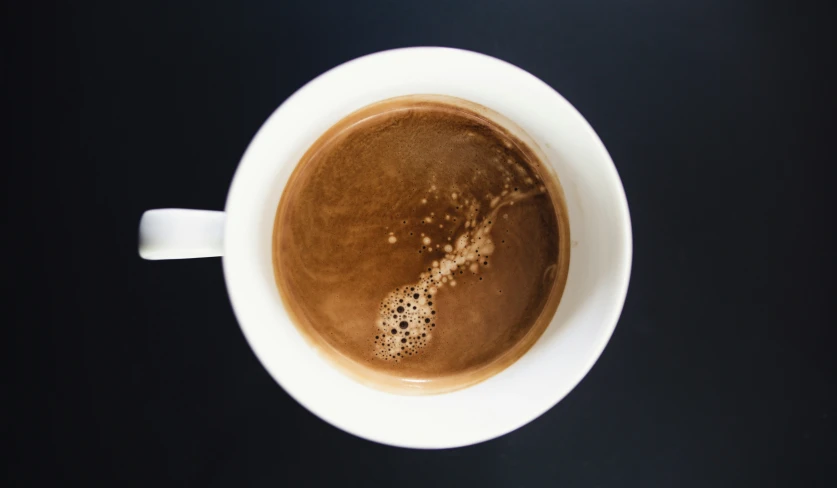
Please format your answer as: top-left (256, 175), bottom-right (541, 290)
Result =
top-left (221, 48), bottom-right (631, 448)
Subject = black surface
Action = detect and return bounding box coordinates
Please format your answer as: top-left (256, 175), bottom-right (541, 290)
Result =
top-left (5, 1), bottom-right (835, 486)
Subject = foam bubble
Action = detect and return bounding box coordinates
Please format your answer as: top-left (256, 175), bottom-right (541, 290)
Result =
top-left (388, 236), bottom-right (397, 244)
top-left (373, 188), bottom-right (542, 362)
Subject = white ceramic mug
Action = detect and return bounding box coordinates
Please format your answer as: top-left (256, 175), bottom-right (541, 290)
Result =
top-left (138, 47), bottom-right (632, 448)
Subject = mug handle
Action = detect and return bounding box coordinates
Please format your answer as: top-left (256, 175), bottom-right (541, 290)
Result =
top-left (138, 209), bottom-right (225, 260)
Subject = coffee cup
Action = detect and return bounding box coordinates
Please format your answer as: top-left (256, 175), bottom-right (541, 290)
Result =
top-left (139, 47), bottom-right (632, 448)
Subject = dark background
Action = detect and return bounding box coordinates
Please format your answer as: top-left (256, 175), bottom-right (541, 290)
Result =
top-left (4, 0), bottom-right (835, 486)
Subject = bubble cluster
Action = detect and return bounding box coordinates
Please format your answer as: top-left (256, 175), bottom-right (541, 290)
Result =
top-left (374, 284), bottom-right (435, 361)
top-left (373, 189), bottom-right (542, 361)
top-left (371, 148), bottom-right (549, 361)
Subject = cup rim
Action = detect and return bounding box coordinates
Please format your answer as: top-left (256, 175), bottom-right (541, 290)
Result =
top-left (222, 47), bottom-right (632, 448)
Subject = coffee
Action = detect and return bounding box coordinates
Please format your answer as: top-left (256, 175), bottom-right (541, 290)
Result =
top-left (272, 96), bottom-right (569, 394)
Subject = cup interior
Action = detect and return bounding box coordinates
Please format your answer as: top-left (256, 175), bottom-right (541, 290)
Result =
top-left (223, 47), bottom-right (632, 448)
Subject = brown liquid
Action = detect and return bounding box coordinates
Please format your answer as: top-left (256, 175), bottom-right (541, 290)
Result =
top-left (272, 96), bottom-right (569, 394)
